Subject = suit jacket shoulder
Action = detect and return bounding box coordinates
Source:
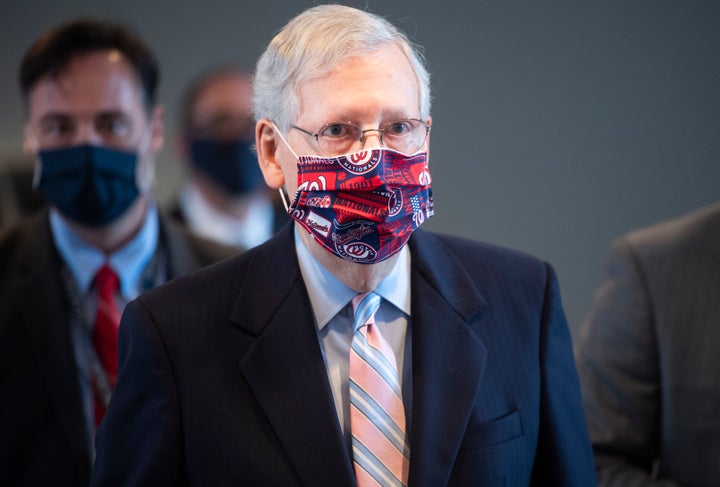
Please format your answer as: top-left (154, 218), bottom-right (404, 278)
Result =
top-left (410, 230), bottom-right (552, 314)
top-left (612, 202), bottom-right (720, 319)
top-left (623, 202), bottom-right (720, 262)
top-left (158, 211), bottom-right (240, 279)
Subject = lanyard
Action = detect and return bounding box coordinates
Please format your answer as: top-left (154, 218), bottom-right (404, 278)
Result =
top-left (59, 250), bottom-right (162, 407)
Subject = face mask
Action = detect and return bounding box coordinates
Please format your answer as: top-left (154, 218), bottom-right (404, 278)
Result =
top-left (278, 131), bottom-right (434, 263)
top-left (35, 144), bottom-right (143, 227)
top-left (190, 138), bottom-right (264, 196)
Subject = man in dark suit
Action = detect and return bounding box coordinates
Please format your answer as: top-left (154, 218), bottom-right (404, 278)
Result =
top-left (0, 156), bottom-right (44, 234)
top-left (167, 66), bottom-right (287, 248)
top-left (576, 203), bottom-right (720, 486)
top-left (0, 19), bottom-right (235, 486)
top-left (92, 5), bottom-right (595, 486)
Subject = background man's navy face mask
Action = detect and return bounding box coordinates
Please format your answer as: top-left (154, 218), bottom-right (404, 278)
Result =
top-left (189, 138), bottom-right (264, 196)
top-left (36, 144), bottom-right (142, 227)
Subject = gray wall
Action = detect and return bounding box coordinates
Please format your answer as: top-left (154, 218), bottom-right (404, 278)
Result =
top-left (2, 0), bottom-right (719, 335)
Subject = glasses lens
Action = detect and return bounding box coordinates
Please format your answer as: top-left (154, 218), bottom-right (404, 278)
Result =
top-left (317, 123), bottom-right (361, 156)
top-left (381, 119), bottom-right (428, 154)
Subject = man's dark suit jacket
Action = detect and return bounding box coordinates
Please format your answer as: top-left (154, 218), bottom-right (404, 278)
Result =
top-left (0, 210), bottom-right (237, 487)
top-left (91, 225), bottom-right (595, 486)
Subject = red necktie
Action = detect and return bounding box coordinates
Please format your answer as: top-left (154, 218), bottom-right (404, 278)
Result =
top-left (92, 264), bottom-right (120, 426)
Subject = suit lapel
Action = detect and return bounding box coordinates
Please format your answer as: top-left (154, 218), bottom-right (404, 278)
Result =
top-left (407, 231), bottom-right (488, 487)
top-left (231, 226), bottom-right (355, 486)
top-left (14, 215), bottom-right (90, 475)
top-left (228, 227), bottom-right (489, 486)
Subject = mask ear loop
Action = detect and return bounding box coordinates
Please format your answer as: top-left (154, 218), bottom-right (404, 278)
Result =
top-left (271, 123), bottom-right (298, 213)
top-left (278, 188), bottom-right (290, 212)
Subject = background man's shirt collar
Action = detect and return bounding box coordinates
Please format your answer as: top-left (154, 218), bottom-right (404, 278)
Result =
top-left (49, 203), bottom-right (159, 299)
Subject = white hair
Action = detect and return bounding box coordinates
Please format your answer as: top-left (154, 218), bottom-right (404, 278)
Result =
top-left (253, 4), bottom-right (431, 130)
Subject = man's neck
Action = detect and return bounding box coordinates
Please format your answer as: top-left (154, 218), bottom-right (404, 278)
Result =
top-left (297, 223), bottom-right (400, 293)
top-left (64, 195), bottom-right (151, 255)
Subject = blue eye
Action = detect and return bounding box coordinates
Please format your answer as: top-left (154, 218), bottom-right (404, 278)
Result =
top-left (320, 123), bottom-right (355, 138)
top-left (96, 114), bottom-right (131, 137)
top-left (386, 121), bottom-right (412, 136)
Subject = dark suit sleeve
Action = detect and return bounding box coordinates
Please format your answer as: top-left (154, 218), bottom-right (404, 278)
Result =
top-left (91, 299), bottom-right (184, 486)
top-left (575, 241), bottom-right (682, 486)
top-left (531, 264), bottom-right (597, 485)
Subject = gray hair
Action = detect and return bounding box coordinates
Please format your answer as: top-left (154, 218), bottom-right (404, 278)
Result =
top-left (253, 4), bottom-right (431, 130)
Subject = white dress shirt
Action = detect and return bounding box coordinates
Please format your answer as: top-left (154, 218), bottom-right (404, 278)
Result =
top-left (179, 182), bottom-right (274, 249)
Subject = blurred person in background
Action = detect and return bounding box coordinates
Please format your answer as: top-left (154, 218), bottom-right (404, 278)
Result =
top-left (168, 66), bottom-right (287, 249)
top-left (577, 202), bottom-right (720, 486)
top-left (0, 18), bottom-right (235, 486)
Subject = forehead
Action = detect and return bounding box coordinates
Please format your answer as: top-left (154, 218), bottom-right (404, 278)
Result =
top-left (296, 45), bottom-right (420, 124)
top-left (27, 50), bottom-right (145, 120)
top-left (192, 74), bottom-right (253, 119)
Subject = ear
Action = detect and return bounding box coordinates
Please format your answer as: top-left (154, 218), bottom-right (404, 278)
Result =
top-left (149, 104), bottom-right (165, 153)
top-left (22, 121), bottom-right (37, 155)
top-left (425, 115), bottom-right (432, 147)
top-left (255, 118), bottom-right (285, 189)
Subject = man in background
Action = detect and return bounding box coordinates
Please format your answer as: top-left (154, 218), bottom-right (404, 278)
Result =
top-left (169, 67), bottom-right (286, 248)
top-left (0, 19), bottom-right (234, 486)
top-left (577, 202), bottom-right (720, 487)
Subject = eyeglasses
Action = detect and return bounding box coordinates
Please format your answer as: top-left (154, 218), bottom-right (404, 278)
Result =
top-left (291, 118), bottom-right (430, 157)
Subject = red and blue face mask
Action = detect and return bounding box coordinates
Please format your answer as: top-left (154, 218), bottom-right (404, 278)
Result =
top-left (283, 146), bottom-right (434, 264)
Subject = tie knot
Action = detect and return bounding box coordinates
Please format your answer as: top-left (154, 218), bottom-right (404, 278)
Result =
top-left (95, 264), bottom-right (119, 294)
top-left (351, 292), bottom-right (381, 332)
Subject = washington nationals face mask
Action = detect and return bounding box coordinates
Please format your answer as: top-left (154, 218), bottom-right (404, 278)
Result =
top-left (277, 130), bottom-right (434, 264)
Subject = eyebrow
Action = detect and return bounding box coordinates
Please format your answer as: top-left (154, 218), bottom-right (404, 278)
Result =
top-left (38, 112), bottom-right (72, 124)
top-left (95, 110), bottom-right (131, 120)
top-left (323, 110), bottom-right (418, 125)
top-left (38, 110), bottom-right (131, 123)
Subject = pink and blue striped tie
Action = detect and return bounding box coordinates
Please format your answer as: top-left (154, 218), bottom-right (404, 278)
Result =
top-left (349, 292), bottom-right (410, 487)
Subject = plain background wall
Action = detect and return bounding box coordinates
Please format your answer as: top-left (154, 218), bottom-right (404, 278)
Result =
top-left (1, 0), bottom-right (719, 335)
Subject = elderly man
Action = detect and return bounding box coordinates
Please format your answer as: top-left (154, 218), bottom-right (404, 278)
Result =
top-left (169, 67), bottom-right (286, 248)
top-left (0, 19), bottom-right (234, 486)
top-left (92, 5), bottom-right (595, 486)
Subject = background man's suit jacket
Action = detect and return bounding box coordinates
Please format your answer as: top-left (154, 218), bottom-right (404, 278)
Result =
top-left (0, 210), bottom-right (236, 487)
top-left (576, 202), bottom-right (720, 487)
top-left (91, 225), bottom-right (595, 486)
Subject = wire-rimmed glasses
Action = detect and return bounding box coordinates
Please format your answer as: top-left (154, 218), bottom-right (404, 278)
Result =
top-left (291, 118), bottom-right (429, 156)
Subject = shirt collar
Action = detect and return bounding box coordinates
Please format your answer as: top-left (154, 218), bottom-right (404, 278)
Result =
top-left (294, 225), bottom-right (411, 330)
top-left (50, 203), bottom-right (159, 299)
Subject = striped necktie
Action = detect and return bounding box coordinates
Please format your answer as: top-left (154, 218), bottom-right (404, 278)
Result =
top-left (349, 292), bottom-right (410, 487)
top-left (92, 264), bottom-right (120, 426)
